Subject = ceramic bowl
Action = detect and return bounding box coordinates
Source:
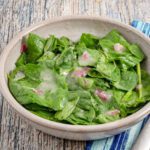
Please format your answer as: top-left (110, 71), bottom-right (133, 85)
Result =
top-left (0, 16), bottom-right (150, 140)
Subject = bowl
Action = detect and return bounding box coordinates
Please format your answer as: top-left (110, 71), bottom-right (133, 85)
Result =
top-left (0, 16), bottom-right (150, 140)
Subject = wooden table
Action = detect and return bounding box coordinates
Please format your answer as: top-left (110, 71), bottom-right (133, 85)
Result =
top-left (0, 0), bottom-right (149, 149)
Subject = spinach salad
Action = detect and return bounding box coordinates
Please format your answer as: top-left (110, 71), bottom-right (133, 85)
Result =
top-left (8, 30), bottom-right (150, 125)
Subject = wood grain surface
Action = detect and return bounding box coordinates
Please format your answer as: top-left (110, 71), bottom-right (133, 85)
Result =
top-left (0, 0), bottom-right (150, 149)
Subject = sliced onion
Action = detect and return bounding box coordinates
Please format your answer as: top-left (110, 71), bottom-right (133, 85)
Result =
top-left (106, 109), bottom-right (120, 116)
top-left (20, 44), bottom-right (27, 53)
top-left (114, 43), bottom-right (125, 53)
top-left (95, 89), bottom-right (112, 101)
top-left (72, 67), bottom-right (90, 77)
top-left (82, 51), bottom-right (90, 60)
top-left (136, 84), bottom-right (143, 90)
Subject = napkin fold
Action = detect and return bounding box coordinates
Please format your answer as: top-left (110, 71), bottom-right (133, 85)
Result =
top-left (85, 20), bottom-right (150, 150)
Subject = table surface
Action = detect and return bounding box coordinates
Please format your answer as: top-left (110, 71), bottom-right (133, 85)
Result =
top-left (0, 0), bottom-right (150, 149)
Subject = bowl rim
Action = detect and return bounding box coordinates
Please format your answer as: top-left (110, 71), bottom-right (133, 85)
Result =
top-left (0, 16), bottom-right (150, 133)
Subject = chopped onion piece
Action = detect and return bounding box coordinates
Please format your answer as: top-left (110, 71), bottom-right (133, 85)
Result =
top-left (82, 51), bottom-right (90, 60)
top-left (72, 67), bottom-right (90, 77)
top-left (106, 109), bottom-right (120, 116)
top-left (95, 89), bottom-right (112, 101)
top-left (114, 43), bottom-right (125, 53)
top-left (136, 84), bottom-right (143, 90)
top-left (20, 44), bottom-right (27, 53)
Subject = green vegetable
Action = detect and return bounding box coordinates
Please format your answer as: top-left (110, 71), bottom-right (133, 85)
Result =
top-left (78, 49), bottom-right (100, 66)
top-left (44, 35), bottom-right (57, 52)
top-left (8, 30), bottom-right (150, 125)
top-left (26, 33), bottom-right (46, 62)
top-left (96, 62), bottom-right (120, 82)
top-left (128, 44), bottom-right (144, 60)
top-left (16, 53), bottom-right (27, 67)
top-left (55, 97), bottom-right (79, 120)
top-left (99, 30), bottom-right (144, 69)
top-left (80, 33), bottom-right (99, 48)
top-left (31, 110), bottom-right (57, 121)
top-left (113, 70), bottom-right (138, 91)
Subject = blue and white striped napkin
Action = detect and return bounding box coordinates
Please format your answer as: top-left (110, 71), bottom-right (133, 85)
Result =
top-left (85, 20), bottom-right (150, 150)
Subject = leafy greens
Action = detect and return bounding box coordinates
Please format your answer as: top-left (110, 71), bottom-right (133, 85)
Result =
top-left (8, 30), bottom-right (150, 125)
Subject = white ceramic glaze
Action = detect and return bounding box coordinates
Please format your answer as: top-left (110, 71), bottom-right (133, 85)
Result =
top-left (0, 16), bottom-right (150, 140)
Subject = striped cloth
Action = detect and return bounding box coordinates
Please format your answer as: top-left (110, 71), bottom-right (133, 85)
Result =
top-left (85, 20), bottom-right (150, 150)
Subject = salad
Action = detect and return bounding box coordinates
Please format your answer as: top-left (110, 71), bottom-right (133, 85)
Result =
top-left (8, 30), bottom-right (150, 125)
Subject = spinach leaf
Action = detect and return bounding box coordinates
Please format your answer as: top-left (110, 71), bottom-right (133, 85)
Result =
top-left (96, 62), bottom-right (120, 82)
top-left (94, 78), bottom-right (110, 90)
top-left (31, 110), bottom-right (57, 121)
top-left (128, 44), bottom-right (144, 60)
top-left (44, 35), bottom-right (57, 52)
top-left (102, 29), bottom-right (130, 47)
top-left (57, 36), bottom-right (73, 52)
top-left (80, 33), bottom-right (99, 48)
top-left (37, 51), bottom-right (55, 62)
top-left (78, 49), bottom-right (100, 66)
top-left (16, 53), bottom-right (27, 67)
top-left (26, 33), bottom-right (46, 62)
top-left (55, 46), bottom-right (76, 69)
top-left (66, 106), bottom-right (95, 125)
top-left (55, 97), bottom-right (79, 120)
top-left (24, 103), bottom-right (50, 111)
top-left (77, 77), bottom-right (94, 89)
top-left (95, 112), bottom-right (120, 123)
top-left (113, 70), bottom-right (138, 91)
top-left (141, 70), bottom-right (150, 102)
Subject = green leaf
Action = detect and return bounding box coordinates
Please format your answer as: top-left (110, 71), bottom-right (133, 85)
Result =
top-left (141, 70), bottom-right (150, 101)
top-left (55, 46), bottom-right (76, 69)
top-left (37, 51), bottom-right (55, 62)
top-left (96, 62), bottom-right (120, 82)
top-left (99, 39), bottom-right (123, 61)
top-left (128, 44), bottom-right (144, 60)
top-left (78, 49), bottom-right (100, 67)
top-left (67, 106), bottom-right (95, 124)
top-left (24, 103), bottom-right (50, 111)
top-left (94, 78), bottom-right (110, 90)
top-left (87, 69), bottom-right (103, 78)
top-left (19, 64), bottom-right (42, 81)
top-left (57, 36), bottom-right (73, 51)
top-left (141, 70), bottom-right (150, 87)
top-left (45, 88), bottom-right (69, 111)
top-left (44, 35), bottom-right (57, 52)
top-left (80, 33), bottom-right (99, 48)
top-left (30, 110), bottom-right (57, 121)
top-left (119, 54), bottom-right (141, 68)
top-left (16, 53), bottom-right (27, 67)
top-left (55, 97), bottom-right (79, 120)
top-left (66, 75), bottom-right (82, 91)
top-left (77, 77), bottom-right (94, 89)
top-left (99, 30), bottom-right (143, 69)
top-left (26, 33), bottom-right (46, 62)
top-left (9, 64), bottom-right (68, 110)
top-left (9, 78), bottom-right (42, 105)
top-left (103, 29), bottom-right (130, 47)
top-left (96, 112), bottom-right (120, 123)
top-left (113, 70), bottom-right (138, 91)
